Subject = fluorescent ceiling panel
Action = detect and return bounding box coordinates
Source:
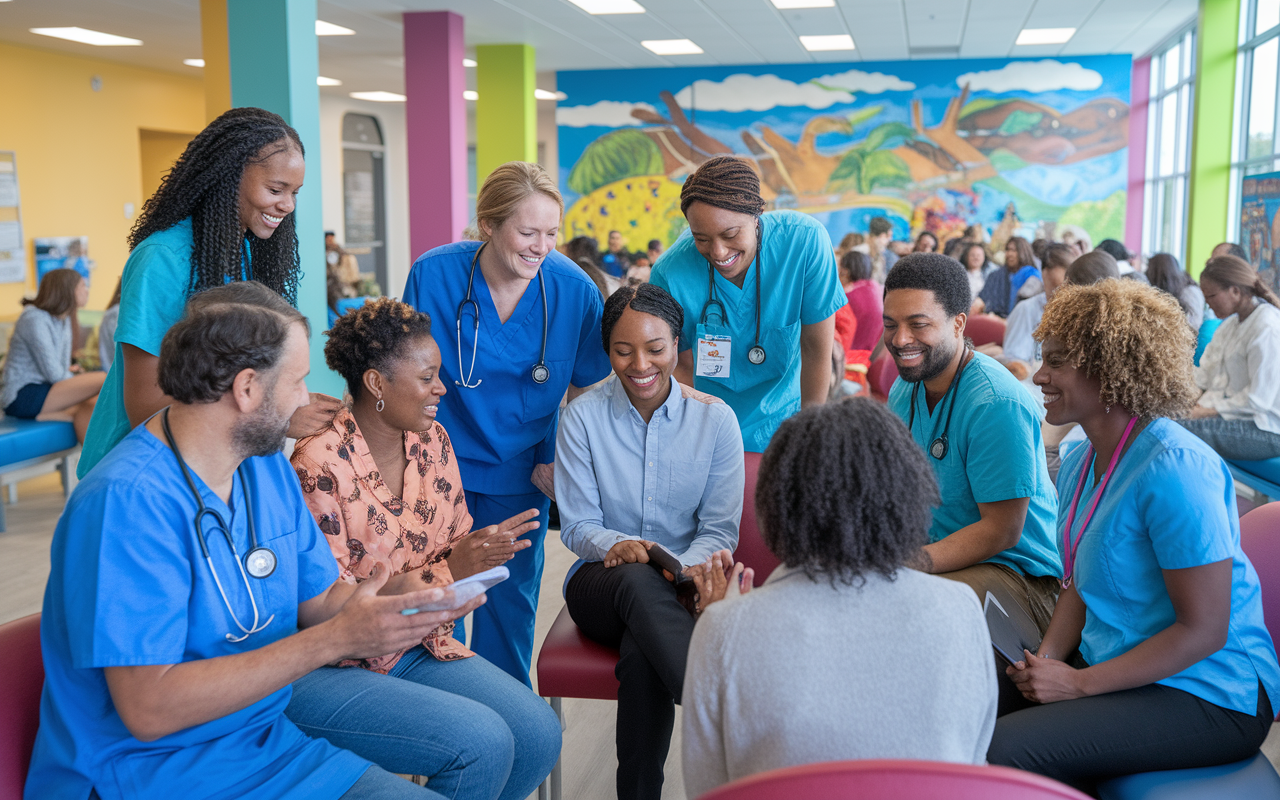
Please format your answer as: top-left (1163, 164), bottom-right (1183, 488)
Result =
top-left (29, 27), bottom-right (141, 46)
top-left (771, 0), bottom-right (835, 8)
top-left (534, 89), bottom-right (568, 100)
top-left (317, 76), bottom-right (342, 86)
top-left (463, 90), bottom-right (479, 101)
top-left (350, 91), bottom-right (405, 102)
top-left (800, 34), bottom-right (855, 51)
top-left (566, 0), bottom-right (646, 13)
top-left (1015, 27), bottom-right (1076, 45)
top-left (316, 20), bottom-right (355, 36)
top-left (183, 58), bottom-right (205, 67)
top-left (463, 58), bottom-right (477, 67)
top-left (641, 39), bottom-right (703, 55)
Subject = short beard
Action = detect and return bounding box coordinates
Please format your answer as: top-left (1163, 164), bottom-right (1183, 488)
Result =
top-left (894, 337), bottom-right (958, 384)
top-left (232, 386), bottom-right (291, 459)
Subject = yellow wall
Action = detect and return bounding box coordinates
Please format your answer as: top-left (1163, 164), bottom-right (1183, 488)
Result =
top-left (0, 42), bottom-right (203, 312)
top-left (140, 130), bottom-right (196, 202)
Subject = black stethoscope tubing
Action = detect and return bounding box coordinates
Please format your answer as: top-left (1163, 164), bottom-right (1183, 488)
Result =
top-left (456, 242), bottom-right (550, 387)
top-left (698, 218), bottom-right (766, 365)
top-left (908, 347), bottom-right (973, 460)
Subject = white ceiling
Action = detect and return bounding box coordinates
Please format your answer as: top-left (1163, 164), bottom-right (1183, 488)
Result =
top-left (0, 0), bottom-right (1199, 98)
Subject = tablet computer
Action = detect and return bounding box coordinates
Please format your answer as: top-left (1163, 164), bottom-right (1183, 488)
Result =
top-left (402, 566), bottom-right (509, 615)
top-left (983, 588), bottom-right (1042, 665)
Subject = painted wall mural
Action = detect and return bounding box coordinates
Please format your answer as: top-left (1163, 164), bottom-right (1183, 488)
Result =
top-left (556, 55), bottom-right (1131, 253)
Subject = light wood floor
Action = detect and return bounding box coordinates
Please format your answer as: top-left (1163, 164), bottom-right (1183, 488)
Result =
top-left (2, 472), bottom-right (1277, 800)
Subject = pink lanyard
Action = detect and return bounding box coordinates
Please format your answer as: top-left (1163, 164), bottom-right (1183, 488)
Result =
top-left (1061, 416), bottom-right (1140, 589)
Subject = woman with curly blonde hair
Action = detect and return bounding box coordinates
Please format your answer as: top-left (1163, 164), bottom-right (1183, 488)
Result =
top-left (987, 280), bottom-right (1280, 793)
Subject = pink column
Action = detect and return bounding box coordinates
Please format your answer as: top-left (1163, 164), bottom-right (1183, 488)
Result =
top-left (1125, 56), bottom-right (1151, 255)
top-left (404, 11), bottom-right (468, 260)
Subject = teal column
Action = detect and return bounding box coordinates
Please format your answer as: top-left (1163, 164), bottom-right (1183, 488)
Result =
top-left (226, 0), bottom-right (340, 395)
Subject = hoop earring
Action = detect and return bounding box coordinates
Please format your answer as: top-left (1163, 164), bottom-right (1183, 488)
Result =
top-left (376, 398), bottom-right (385, 413)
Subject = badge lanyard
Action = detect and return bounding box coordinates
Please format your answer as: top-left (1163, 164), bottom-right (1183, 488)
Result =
top-left (698, 219), bottom-right (766, 366)
top-left (907, 348), bottom-right (973, 460)
top-left (1060, 415), bottom-right (1141, 589)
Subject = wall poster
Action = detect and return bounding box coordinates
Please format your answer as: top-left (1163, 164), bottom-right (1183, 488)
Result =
top-left (1240, 170), bottom-right (1280, 297)
top-left (0, 152), bottom-right (24, 284)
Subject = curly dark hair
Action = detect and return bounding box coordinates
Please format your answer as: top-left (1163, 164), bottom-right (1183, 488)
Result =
top-left (884, 252), bottom-right (972, 317)
top-left (325, 298), bottom-right (433, 399)
top-left (1035, 280), bottom-right (1198, 418)
top-left (601, 283), bottom-right (683, 351)
top-left (757, 398), bottom-right (938, 584)
top-left (128, 107), bottom-right (304, 304)
top-left (158, 303), bottom-right (305, 404)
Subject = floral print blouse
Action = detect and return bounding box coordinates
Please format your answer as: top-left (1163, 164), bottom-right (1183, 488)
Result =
top-left (292, 407), bottom-right (474, 673)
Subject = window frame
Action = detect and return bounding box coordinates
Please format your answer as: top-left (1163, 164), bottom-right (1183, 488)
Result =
top-left (1143, 24), bottom-right (1197, 265)
top-left (1229, 0), bottom-right (1280, 242)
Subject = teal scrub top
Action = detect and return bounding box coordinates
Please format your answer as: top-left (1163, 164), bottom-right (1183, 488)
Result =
top-left (78, 219), bottom-right (252, 477)
top-left (25, 425), bottom-right (368, 800)
top-left (888, 352), bottom-right (1060, 578)
top-left (1059, 418), bottom-right (1280, 715)
top-left (651, 210), bottom-right (846, 453)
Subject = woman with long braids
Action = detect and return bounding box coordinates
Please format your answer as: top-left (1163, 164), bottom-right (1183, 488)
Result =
top-left (649, 156), bottom-right (846, 452)
top-left (1181, 254), bottom-right (1280, 460)
top-left (77, 107), bottom-right (340, 476)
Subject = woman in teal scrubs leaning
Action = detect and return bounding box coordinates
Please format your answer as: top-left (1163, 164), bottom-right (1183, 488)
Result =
top-left (402, 162), bottom-right (611, 685)
top-left (77, 107), bottom-right (340, 477)
top-left (988, 279), bottom-right (1280, 793)
top-left (650, 156), bottom-right (846, 452)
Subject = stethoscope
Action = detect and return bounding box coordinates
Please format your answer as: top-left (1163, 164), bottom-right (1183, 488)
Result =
top-left (162, 408), bottom-right (277, 643)
top-left (456, 242), bottom-right (550, 388)
top-left (907, 347), bottom-right (973, 460)
top-left (699, 219), bottom-right (766, 365)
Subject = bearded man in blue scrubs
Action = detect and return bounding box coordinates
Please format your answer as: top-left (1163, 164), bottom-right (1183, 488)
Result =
top-left (882, 254), bottom-right (1060, 701)
top-left (25, 301), bottom-right (483, 800)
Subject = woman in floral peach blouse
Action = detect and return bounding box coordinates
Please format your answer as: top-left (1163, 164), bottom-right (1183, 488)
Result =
top-left (285, 298), bottom-right (560, 800)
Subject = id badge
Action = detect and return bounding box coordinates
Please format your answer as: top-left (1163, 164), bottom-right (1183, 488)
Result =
top-left (696, 334), bottom-right (731, 379)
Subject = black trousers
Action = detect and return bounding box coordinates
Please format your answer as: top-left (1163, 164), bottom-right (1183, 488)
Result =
top-left (564, 561), bottom-right (695, 800)
top-left (988, 681), bottom-right (1273, 796)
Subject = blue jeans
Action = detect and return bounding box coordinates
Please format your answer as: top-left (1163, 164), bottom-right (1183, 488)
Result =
top-left (455, 490), bottom-right (552, 686)
top-left (286, 646), bottom-right (561, 800)
top-left (1179, 417), bottom-right (1280, 461)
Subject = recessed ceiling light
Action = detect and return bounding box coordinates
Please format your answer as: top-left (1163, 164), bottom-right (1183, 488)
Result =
top-left (463, 58), bottom-right (477, 67)
top-left (463, 90), bottom-right (479, 101)
top-left (317, 76), bottom-right (342, 86)
top-left (1015, 27), bottom-right (1076, 45)
top-left (771, 0), bottom-right (835, 8)
top-left (534, 89), bottom-right (568, 101)
top-left (183, 58), bottom-right (205, 68)
top-left (350, 91), bottom-right (405, 102)
top-left (30, 27), bottom-right (142, 46)
top-left (799, 34), bottom-right (855, 51)
top-left (641, 39), bottom-right (703, 55)
top-left (316, 20), bottom-right (355, 36)
top-left (567, 0), bottom-right (646, 14)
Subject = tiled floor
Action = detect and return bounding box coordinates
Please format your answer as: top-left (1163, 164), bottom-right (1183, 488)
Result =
top-left (2, 471), bottom-right (1278, 800)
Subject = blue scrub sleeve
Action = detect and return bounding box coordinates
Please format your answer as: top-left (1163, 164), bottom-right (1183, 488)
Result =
top-left (965, 396), bottom-right (1042, 504)
top-left (115, 240), bottom-right (193, 356)
top-left (1139, 449), bottom-right (1236, 570)
top-left (65, 487), bottom-right (194, 668)
top-left (798, 226), bottom-right (846, 325)
top-left (570, 289), bottom-right (611, 388)
top-left (290, 497), bottom-right (340, 604)
top-left (533, 409), bottom-right (558, 468)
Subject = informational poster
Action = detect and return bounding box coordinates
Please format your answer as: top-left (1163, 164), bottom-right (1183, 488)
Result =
top-left (34, 237), bottom-right (92, 283)
top-left (1240, 169), bottom-right (1280, 297)
top-left (0, 152), bottom-right (23, 284)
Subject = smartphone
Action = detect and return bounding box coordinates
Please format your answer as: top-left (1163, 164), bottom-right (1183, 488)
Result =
top-left (646, 543), bottom-right (691, 585)
top-left (401, 566), bottom-right (509, 615)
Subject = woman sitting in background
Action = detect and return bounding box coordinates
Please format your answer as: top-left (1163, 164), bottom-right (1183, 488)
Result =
top-left (0, 268), bottom-right (104, 440)
top-left (288, 297), bottom-right (561, 800)
top-left (989, 279), bottom-right (1279, 793)
top-left (556, 283), bottom-right (745, 800)
top-left (840, 249), bottom-right (883, 358)
top-left (1147, 253), bottom-right (1205, 331)
top-left (682, 398), bottom-right (998, 799)
top-left (978, 236), bottom-right (1039, 317)
top-left (913, 230), bottom-right (939, 253)
top-left (1182, 255), bottom-right (1280, 460)
top-left (961, 241), bottom-right (992, 301)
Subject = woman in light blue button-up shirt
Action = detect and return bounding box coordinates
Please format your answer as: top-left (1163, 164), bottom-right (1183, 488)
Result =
top-left (555, 283), bottom-right (745, 800)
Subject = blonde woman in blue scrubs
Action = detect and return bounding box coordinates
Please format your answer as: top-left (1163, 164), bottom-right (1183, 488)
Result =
top-left (402, 162), bottom-right (611, 685)
top-left (650, 156), bottom-right (846, 452)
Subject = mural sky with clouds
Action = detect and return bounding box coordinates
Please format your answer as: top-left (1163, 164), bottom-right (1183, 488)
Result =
top-left (556, 55), bottom-right (1131, 253)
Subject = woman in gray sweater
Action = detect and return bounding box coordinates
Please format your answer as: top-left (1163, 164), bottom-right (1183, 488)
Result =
top-left (0, 268), bottom-right (104, 440)
top-left (682, 398), bottom-right (998, 798)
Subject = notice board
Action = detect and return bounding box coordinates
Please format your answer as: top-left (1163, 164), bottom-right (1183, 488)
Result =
top-left (0, 152), bottom-right (24, 284)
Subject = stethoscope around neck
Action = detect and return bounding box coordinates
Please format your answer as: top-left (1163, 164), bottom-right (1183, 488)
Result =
top-left (162, 408), bottom-right (276, 643)
top-left (456, 242), bottom-right (550, 388)
top-left (908, 347), bottom-right (973, 460)
top-left (699, 218), bottom-right (766, 365)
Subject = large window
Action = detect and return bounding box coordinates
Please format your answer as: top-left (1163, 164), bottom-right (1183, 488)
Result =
top-left (1230, 0), bottom-right (1280, 240)
top-left (1144, 26), bottom-right (1196, 263)
top-left (342, 113), bottom-right (388, 292)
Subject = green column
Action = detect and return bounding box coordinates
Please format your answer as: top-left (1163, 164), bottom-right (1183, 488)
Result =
top-left (226, 0), bottom-right (340, 395)
top-left (476, 44), bottom-right (537, 185)
top-left (1186, 0), bottom-right (1242, 277)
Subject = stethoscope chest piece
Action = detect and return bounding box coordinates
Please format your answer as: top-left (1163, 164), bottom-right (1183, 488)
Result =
top-left (531, 363), bottom-right (550, 384)
top-left (930, 436), bottom-right (948, 460)
top-left (246, 546), bottom-right (277, 579)
top-left (747, 345), bottom-right (767, 365)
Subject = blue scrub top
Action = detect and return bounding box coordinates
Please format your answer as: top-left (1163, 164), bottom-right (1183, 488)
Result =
top-left (1059, 418), bottom-right (1280, 716)
top-left (651, 210), bottom-right (846, 453)
top-left (26, 425), bottom-right (368, 800)
top-left (403, 242), bottom-right (611, 495)
top-left (888, 352), bottom-right (1060, 578)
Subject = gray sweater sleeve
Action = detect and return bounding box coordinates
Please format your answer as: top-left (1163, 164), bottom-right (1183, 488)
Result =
top-left (0, 308), bottom-right (72, 408)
